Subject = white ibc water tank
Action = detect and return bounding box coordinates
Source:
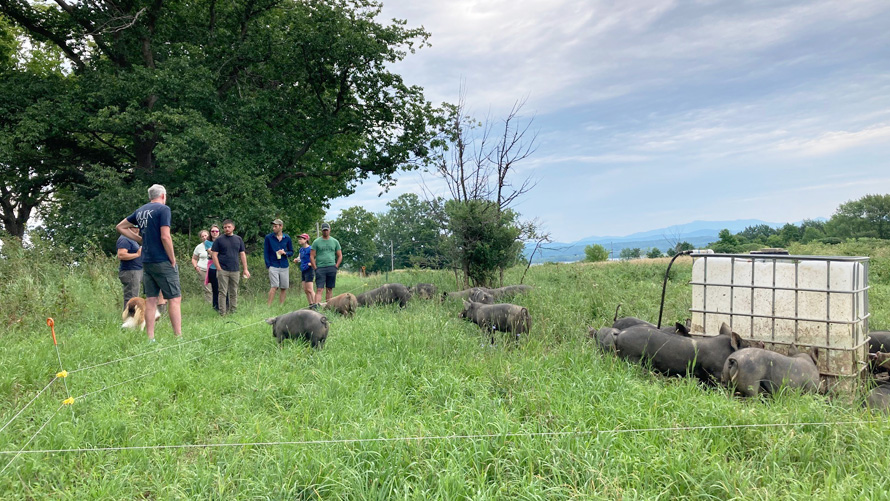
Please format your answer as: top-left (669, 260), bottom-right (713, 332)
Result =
top-left (689, 254), bottom-right (869, 387)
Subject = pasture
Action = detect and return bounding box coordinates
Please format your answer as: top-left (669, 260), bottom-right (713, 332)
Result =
top-left (2, 240), bottom-right (890, 499)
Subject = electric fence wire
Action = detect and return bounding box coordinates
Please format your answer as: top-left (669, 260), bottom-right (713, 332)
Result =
top-left (0, 419), bottom-right (872, 457)
top-left (0, 404), bottom-right (64, 476)
top-left (68, 318), bottom-right (267, 375)
top-left (0, 377), bottom-right (58, 436)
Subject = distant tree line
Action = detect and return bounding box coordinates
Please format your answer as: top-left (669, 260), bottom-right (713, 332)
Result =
top-left (581, 194), bottom-right (890, 262)
top-left (707, 194), bottom-right (890, 253)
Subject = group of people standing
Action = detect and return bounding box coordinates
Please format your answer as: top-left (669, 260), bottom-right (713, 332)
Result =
top-left (115, 183), bottom-right (343, 341)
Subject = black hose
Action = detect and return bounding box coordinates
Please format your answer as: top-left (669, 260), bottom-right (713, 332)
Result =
top-left (657, 250), bottom-right (694, 329)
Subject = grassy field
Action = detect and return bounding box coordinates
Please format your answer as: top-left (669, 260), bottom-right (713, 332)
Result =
top-left (1, 240), bottom-right (890, 499)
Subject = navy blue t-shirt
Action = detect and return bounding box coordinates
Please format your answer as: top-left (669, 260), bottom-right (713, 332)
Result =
top-left (116, 236), bottom-right (143, 271)
top-left (211, 234), bottom-right (246, 272)
top-left (125, 202), bottom-right (171, 263)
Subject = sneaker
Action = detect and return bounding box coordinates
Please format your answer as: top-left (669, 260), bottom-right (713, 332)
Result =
top-left (309, 303), bottom-right (319, 311)
top-left (148, 338), bottom-right (156, 343)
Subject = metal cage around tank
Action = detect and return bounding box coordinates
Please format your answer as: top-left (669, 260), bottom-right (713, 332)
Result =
top-left (687, 252), bottom-right (870, 392)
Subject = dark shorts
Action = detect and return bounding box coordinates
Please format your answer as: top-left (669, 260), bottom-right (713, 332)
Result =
top-left (315, 265), bottom-right (337, 290)
top-left (143, 261), bottom-right (182, 299)
top-left (301, 268), bottom-right (315, 283)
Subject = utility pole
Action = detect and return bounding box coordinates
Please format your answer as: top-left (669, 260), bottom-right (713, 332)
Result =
top-left (316, 221), bottom-right (320, 239)
top-left (390, 241), bottom-right (394, 272)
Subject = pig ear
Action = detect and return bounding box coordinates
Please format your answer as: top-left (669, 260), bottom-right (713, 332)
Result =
top-left (730, 331), bottom-right (742, 350)
top-left (719, 322), bottom-right (732, 336)
top-left (675, 322), bottom-right (691, 337)
top-left (462, 299), bottom-right (470, 308)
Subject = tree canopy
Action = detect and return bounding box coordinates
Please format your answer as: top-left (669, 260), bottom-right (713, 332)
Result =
top-left (1, 0), bottom-right (436, 249)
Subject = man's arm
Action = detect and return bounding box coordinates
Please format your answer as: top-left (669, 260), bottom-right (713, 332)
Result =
top-left (211, 251), bottom-right (221, 271)
top-left (335, 249), bottom-right (343, 269)
top-left (116, 219), bottom-right (142, 244)
top-left (285, 237), bottom-right (294, 257)
top-left (310, 249), bottom-right (317, 269)
top-left (160, 226), bottom-right (176, 268)
top-left (117, 246), bottom-right (142, 261)
top-left (263, 236), bottom-right (272, 269)
top-left (240, 251), bottom-right (251, 278)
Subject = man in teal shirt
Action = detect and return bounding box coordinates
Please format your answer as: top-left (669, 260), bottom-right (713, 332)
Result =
top-left (310, 223), bottom-right (342, 307)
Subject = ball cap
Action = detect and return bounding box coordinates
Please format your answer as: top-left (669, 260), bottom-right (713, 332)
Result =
top-left (271, 218), bottom-right (284, 225)
top-left (321, 223), bottom-right (331, 231)
top-left (299, 233), bottom-right (310, 241)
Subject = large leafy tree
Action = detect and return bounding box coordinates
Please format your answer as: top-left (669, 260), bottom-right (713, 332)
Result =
top-left (331, 206), bottom-right (378, 271)
top-left (827, 194), bottom-right (890, 240)
top-left (1, 0), bottom-right (435, 249)
top-left (375, 193), bottom-right (445, 271)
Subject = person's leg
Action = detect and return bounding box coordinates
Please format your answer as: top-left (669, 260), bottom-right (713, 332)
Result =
top-left (209, 268), bottom-right (219, 311)
top-left (325, 287), bottom-right (333, 301)
top-left (199, 268), bottom-right (212, 303)
top-left (303, 281), bottom-right (314, 304)
top-left (217, 270), bottom-right (231, 315)
top-left (229, 272), bottom-right (241, 313)
top-left (143, 264), bottom-right (161, 341)
top-left (325, 268), bottom-right (336, 301)
top-left (120, 270), bottom-right (139, 310)
top-left (168, 297), bottom-right (182, 337)
top-left (145, 296), bottom-right (159, 341)
top-left (267, 267), bottom-right (277, 306)
top-left (314, 267), bottom-right (327, 304)
top-left (278, 268), bottom-right (289, 305)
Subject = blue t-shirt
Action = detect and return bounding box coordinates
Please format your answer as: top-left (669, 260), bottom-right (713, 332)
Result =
top-left (116, 236), bottom-right (143, 271)
top-left (299, 246), bottom-right (312, 271)
top-left (205, 240), bottom-right (215, 270)
top-left (125, 202), bottom-right (172, 264)
top-left (264, 233), bottom-right (294, 269)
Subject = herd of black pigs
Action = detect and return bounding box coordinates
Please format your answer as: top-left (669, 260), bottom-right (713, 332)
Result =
top-left (263, 282), bottom-right (890, 412)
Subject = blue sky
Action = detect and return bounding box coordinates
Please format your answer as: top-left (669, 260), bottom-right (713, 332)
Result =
top-left (327, 0), bottom-right (890, 243)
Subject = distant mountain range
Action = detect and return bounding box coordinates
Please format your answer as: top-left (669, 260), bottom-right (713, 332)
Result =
top-left (526, 219), bottom-right (798, 263)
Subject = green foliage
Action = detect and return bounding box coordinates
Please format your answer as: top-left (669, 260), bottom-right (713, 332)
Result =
top-left (584, 243), bottom-right (609, 262)
top-left (646, 247), bottom-right (663, 259)
top-left (828, 194), bottom-right (890, 239)
top-left (666, 241), bottom-right (694, 257)
top-left (374, 193), bottom-right (446, 271)
top-left (2, 0), bottom-right (437, 246)
top-left (619, 247), bottom-right (641, 260)
top-left (332, 206), bottom-right (379, 271)
top-left (443, 200), bottom-right (523, 287)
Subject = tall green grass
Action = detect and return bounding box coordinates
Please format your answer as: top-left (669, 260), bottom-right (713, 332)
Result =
top-left (1, 241), bottom-right (889, 498)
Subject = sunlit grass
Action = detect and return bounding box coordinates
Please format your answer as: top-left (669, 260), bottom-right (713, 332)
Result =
top-left (1, 242), bottom-right (889, 498)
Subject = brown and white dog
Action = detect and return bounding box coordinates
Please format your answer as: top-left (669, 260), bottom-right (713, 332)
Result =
top-left (121, 297), bottom-right (160, 331)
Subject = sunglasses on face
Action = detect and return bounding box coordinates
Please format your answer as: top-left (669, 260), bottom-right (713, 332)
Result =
top-left (211, 230), bottom-right (220, 233)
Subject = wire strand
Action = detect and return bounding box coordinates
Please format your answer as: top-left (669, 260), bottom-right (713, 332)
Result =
top-left (0, 378), bottom-right (58, 436)
top-left (68, 319), bottom-right (266, 374)
top-left (0, 420), bottom-right (869, 456)
top-left (0, 404), bottom-right (63, 474)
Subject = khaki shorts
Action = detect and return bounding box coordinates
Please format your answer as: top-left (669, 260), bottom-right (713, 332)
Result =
top-left (269, 267), bottom-right (289, 289)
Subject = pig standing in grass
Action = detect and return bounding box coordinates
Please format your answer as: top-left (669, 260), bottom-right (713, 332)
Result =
top-left (265, 310), bottom-right (329, 348)
top-left (444, 287), bottom-right (490, 301)
top-left (356, 283), bottom-right (411, 308)
top-left (409, 283), bottom-right (438, 300)
top-left (722, 347), bottom-right (821, 397)
top-left (460, 300), bottom-right (531, 341)
top-left (323, 293), bottom-right (357, 318)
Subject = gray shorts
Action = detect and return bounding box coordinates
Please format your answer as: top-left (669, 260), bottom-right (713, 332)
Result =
top-left (269, 267), bottom-right (289, 289)
top-left (143, 261), bottom-right (181, 299)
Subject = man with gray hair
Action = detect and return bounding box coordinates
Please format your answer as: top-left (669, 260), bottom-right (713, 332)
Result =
top-left (116, 184), bottom-right (182, 341)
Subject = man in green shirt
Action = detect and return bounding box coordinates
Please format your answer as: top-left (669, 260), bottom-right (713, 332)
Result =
top-left (310, 222), bottom-right (343, 307)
